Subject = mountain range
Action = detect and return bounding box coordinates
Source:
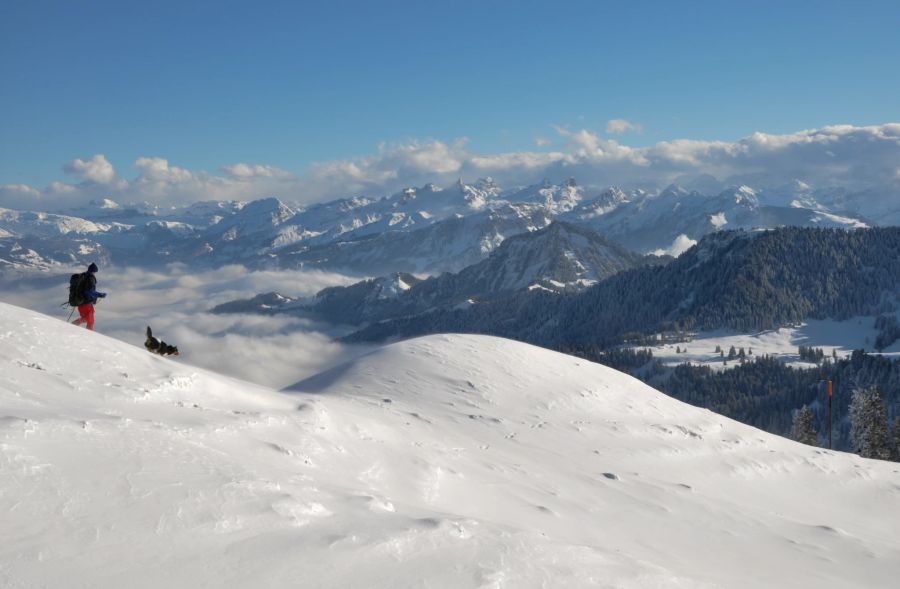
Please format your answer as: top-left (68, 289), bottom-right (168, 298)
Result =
top-left (1, 176), bottom-right (890, 276)
top-left (344, 226), bottom-right (900, 346)
top-left (212, 221), bottom-right (654, 324)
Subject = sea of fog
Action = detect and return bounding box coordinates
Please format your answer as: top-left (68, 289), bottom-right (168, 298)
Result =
top-left (0, 265), bottom-right (373, 388)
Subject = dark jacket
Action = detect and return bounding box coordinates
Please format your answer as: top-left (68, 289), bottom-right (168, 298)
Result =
top-left (81, 273), bottom-right (106, 304)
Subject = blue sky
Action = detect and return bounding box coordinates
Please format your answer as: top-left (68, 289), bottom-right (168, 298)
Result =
top-left (2, 0), bottom-right (899, 191)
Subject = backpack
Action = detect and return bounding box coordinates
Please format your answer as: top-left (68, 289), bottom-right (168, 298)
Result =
top-left (68, 273), bottom-right (88, 306)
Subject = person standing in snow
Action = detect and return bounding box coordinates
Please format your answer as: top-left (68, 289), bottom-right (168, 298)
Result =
top-left (71, 262), bottom-right (107, 330)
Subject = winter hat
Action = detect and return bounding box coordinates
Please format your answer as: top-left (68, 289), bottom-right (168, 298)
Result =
top-left (87, 262), bottom-right (99, 273)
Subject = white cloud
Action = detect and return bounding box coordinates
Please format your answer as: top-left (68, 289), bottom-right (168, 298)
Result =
top-left (301, 139), bottom-right (473, 200)
top-left (606, 119), bottom-right (643, 135)
top-left (469, 150), bottom-right (566, 172)
top-left (48, 181), bottom-right (78, 194)
top-left (709, 212), bottom-right (728, 228)
top-left (652, 234), bottom-right (697, 257)
top-left (0, 183), bottom-right (40, 196)
top-left (553, 126), bottom-right (649, 165)
top-left (559, 127), bottom-right (603, 153)
top-left (64, 154), bottom-right (118, 185)
top-left (134, 157), bottom-right (197, 184)
top-left (222, 163), bottom-right (294, 180)
top-left (652, 138), bottom-right (736, 165)
top-left (0, 184), bottom-right (42, 210)
top-left (3, 123), bottom-right (900, 211)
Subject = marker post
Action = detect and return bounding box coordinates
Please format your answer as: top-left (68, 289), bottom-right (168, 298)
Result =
top-left (827, 380), bottom-right (833, 450)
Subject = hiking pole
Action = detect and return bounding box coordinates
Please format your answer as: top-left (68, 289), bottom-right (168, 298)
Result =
top-left (66, 306), bottom-right (75, 322)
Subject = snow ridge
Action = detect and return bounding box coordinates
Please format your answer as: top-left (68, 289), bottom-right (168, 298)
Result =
top-left (2, 302), bottom-right (899, 588)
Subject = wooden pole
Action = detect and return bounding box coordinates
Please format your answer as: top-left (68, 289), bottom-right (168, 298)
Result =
top-left (827, 379), bottom-right (833, 450)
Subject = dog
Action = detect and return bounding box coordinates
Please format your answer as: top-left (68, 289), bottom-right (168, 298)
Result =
top-left (145, 326), bottom-right (179, 356)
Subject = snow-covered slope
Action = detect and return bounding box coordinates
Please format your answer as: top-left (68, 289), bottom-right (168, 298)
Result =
top-left (0, 240), bottom-right (58, 272)
top-left (0, 207), bottom-right (118, 238)
top-left (0, 235), bottom-right (111, 274)
top-left (2, 302), bottom-right (898, 588)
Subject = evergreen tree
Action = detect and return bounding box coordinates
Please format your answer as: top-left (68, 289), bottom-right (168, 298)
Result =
top-left (791, 405), bottom-right (818, 446)
top-left (849, 386), bottom-right (891, 460)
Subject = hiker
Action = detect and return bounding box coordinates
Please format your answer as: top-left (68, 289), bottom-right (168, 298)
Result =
top-left (71, 262), bottom-right (107, 330)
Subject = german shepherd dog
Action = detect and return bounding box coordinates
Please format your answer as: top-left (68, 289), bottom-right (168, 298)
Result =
top-left (145, 326), bottom-right (179, 356)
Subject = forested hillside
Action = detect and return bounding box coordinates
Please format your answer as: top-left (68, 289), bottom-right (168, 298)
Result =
top-left (581, 346), bottom-right (900, 453)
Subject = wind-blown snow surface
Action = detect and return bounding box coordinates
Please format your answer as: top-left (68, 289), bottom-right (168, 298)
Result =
top-left (2, 303), bottom-right (899, 588)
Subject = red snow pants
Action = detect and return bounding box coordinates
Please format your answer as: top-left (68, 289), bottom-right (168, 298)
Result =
top-left (74, 303), bottom-right (95, 330)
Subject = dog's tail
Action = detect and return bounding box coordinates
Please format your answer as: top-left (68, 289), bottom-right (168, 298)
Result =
top-left (146, 326), bottom-right (152, 338)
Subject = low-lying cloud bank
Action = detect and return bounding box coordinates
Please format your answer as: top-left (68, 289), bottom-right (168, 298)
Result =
top-left (0, 266), bottom-right (368, 389)
top-left (2, 123), bottom-right (899, 211)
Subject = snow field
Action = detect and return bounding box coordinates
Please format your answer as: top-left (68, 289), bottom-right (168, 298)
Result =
top-left (638, 316), bottom-right (900, 370)
top-left (1, 302), bottom-right (899, 588)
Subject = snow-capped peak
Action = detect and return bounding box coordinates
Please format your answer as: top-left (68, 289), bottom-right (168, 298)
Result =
top-left (474, 176), bottom-right (500, 193)
top-left (454, 178), bottom-right (502, 210)
top-left (240, 196), bottom-right (296, 223)
top-left (206, 197), bottom-right (296, 239)
top-left (504, 178), bottom-right (585, 214)
top-left (444, 220), bottom-right (643, 293)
